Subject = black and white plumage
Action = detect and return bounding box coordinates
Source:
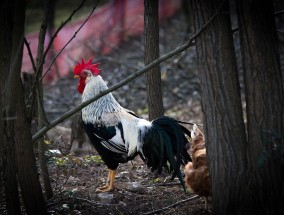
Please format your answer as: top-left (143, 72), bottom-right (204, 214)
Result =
top-left (74, 58), bottom-right (192, 192)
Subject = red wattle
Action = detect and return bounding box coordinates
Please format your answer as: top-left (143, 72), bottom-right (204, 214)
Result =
top-left (78, 79), bottom-right (85, 94)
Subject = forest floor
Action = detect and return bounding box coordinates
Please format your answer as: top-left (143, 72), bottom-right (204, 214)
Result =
top-left (43, 11), bottom-right (212, 215)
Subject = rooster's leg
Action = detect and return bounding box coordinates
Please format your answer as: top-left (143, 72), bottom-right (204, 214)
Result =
top-left (96, 169), bottom-right (116, 192)
top-left (107, 169), bottom-right (116, 191)
top-left (97, 170), bottom-right (111, 190)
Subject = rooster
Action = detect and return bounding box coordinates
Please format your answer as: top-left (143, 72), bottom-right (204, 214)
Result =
top-left (73, 57), bottom-right (191, 192)
top-left (184, 124), bottom-right (210, 209)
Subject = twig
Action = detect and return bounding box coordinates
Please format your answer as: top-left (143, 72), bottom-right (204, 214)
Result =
top-left (32, 0), bottom-right (224, 142)
top-left (41, 0), bottom-right (100, 81)
top-left (23, 37), bottom-right (37, 73)
top-left (47, 197), bottom-right (69, 207)
top-left (149, 182), bottom-right (181, 187)
top-left (143, 195), bottom-right (199, 215)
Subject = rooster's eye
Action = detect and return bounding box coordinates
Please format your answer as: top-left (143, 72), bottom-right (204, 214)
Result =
top-left (82, 71), bottom-right (90, 78)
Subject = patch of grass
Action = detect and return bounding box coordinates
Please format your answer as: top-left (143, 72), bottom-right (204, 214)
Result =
top-left (149, 177), bottom-right (161, 185)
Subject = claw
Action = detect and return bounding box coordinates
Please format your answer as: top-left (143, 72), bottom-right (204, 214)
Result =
top-left (95, 186), bottom-right (115, 193)
top-left (96, 169), bottom-right (116, 193)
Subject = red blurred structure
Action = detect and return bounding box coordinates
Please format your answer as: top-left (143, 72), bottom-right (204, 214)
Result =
top-left (22, 0), bottom-right (181, 82)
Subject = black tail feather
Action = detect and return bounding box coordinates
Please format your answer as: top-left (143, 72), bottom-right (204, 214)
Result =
top-left (142, 116), bottom-right (192, 192)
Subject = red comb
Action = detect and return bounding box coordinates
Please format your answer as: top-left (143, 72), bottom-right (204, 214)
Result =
top-left (74, 57), bottom-right (100, 76)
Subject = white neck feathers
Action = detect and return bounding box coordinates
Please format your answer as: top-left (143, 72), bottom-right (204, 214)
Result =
top-left (82, 75), bottom-right (123, 125)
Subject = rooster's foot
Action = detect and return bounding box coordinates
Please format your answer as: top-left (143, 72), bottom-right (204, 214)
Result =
top-left (95, 185), bottom-right (115, 193)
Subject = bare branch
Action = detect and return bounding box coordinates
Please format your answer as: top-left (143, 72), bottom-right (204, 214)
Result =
top-left (25, 1), bottom-right (51, 116)
top-left (143, 195), bottom-right (199, 215)
top-left (32, 0), bottom-right (225, 142)
top-left (22, 38), bottom-right (37, 115)
top-left (24, 37), bottom-right (37, 73)
top-left (41, 0), bottom-right (100, 81)
top-left (275, 10), bottom-right (284, 16)
top-left (42, 0), bottom-right (87, 62)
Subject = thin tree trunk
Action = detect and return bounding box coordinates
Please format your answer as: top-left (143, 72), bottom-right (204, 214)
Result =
top-left (15, 79), bottom-right (47, 214)
top-left (237, 0), bottom-right (284, 213)
top-left (38, 97), bottom-right (53, 200)
top-left (191, 0), bottom-right (248, 214)
top-left (36, 1), bottom-right (54, 200)
top-left (47, 0), bottom-right (60, 79)
top-left (144, 0), bottom-right (164, 120)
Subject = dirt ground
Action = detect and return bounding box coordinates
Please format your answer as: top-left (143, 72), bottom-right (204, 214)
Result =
top-left (45, 154), bottom-right (212, 215)
top-left (43, 11), bottom-right (211, 215)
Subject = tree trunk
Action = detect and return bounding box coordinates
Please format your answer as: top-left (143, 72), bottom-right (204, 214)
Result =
top-left (11, 1), bottom-right (47, 212)
top-left (0, 38), bottom-right (5, 214)
top-left (237, 0), bottom-right (284, 213)
top-left (0, 0), bottom-right (21, 213)
top-left (144, 0), bottom-right (164, 120)
top-left (3, 119), bottom-right (20, 215)
top-left (1, 0), bottom-right (47, 213)
top-left (191, 0), bottom-right (248, 214)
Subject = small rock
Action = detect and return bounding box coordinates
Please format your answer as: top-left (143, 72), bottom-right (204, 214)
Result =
top-left (98, 192), bottom-right (114, 203)
top-left (126, 182), bottom-right (142, 192)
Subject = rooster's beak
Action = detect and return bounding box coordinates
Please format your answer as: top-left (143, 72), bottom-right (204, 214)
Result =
top-left (74, 75), bottom-right (80, 79)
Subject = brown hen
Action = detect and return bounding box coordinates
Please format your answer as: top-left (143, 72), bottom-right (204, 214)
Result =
top-left (185, 124), bottom-right (210, 209)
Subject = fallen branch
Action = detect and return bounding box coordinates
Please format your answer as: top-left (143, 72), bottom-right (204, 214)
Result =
top-left (143, 195), bottom-right (199, 215)
top-left (32, 0), bottom-right (224, 142)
